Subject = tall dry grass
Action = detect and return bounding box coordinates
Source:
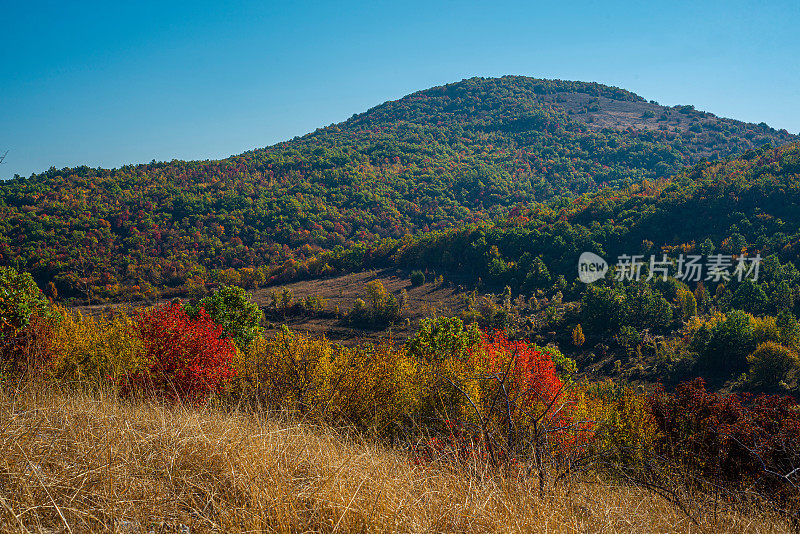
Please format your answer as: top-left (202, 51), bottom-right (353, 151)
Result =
top-left (0, 386), bottom-right (792, 533)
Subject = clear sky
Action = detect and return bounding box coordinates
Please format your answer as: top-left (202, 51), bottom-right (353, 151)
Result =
top-left (2, 0), bottom-right (798, 179)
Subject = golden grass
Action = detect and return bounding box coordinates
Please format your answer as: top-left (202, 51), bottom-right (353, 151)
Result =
top-left (0, 387), bottom-right (792, 533)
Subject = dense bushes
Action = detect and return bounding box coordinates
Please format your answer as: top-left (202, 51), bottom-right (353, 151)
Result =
top-left (683, 310), bottom-right (800, 387)
top-left (37, 300), bottom-right (238, 403)
top-left (234, 325), bottom-right (337, 413)
top-left (4, 269), bottom-right (800, 515)
top-left (580, 281), bottom-right (672, 337)
top-left (232, 318), bottom-right (586, 457)
top-left (746, 341), bottom-right (799, 390)
top-left (584, 381), bottom-right (659, 466)
top-left (49, 307), bottom-right (143, 383)
top-left (233, 326), bottom-right (421, 433)
top-left (324, 342), bottom-right (420, 433)
top-left (0, 267), bottom-right (55, 378)
top-left (467, 331), bottom-right (590, 465)
top-left (650, 379), bottom-right (800, 511)
top-left (692, 309), bottom-right (755, 377)
top-left (406, 316), bottom-right (480, 362)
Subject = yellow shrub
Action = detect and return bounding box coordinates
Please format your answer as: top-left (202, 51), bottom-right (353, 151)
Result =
top-left (49, 306), bottom-right (144, 384)
top-left (683, 311), bottom-right (725, 338)
top-left (409, 341), bottom-right (501, 429)
top-left (233, 326), bottom-right (335, 412)
top-left (583, 381), bottom-right (659, 465)
top-left (752, 315), bottom-right (782, 345)
top-left (325, 342), bottom-right (420, 433)
top-left (746, 341), bottom-right (800, 389)
top-left (234, 328), bottom-right (420, 432)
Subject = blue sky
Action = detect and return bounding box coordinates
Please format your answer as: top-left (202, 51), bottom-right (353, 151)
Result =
top-left (2, 0), bottom-right (798, 179)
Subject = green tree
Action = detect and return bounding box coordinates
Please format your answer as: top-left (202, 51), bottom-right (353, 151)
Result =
top-left (524, 256), bottom-right (551, 290)
top-left (616, 325), bottom-right (642, 354)
top-left (581, 285), bottom-right (625, 335)
top-left (772, 281), bottom-right (794, 314)
top-left (365, 280), bottom-right (389, 315)
top-left (746, 341), bottom-right (799, 390)
top-left (777, 310), bottom-right (800, 349)
top-left (677, 286), bottom-right (697, 319)
top-left (300, 294), bottom-right (327, 313)
top-left (0, 267), bottom-right (51, 335)
top-left (694, 282), bottom-right (710, 313)
top-left (270, 288), bottom-right (294, 316)
top-left (624, 282), bottom-right (672, 331)
top-left (348, 280), bottom-right (401, 326)
top-left (185, 285), bottom-right (263, 350)
top-left (731, 279), bottom-right (768, 315)
top-left (696, 310), bottom-right (755, 378)
top-left (406, 316), bottom-right (480, 362)
top-left (700, 238), bottom-right (715, 256)
top-left (0, 267), bottom-right (54, 376)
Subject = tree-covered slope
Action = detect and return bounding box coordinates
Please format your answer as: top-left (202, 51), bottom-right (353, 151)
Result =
top-left (1, 76), bottom-right (796, 301)
top-left (303, 143), bottom-right (800, 390)
top-left (381, 142), bottom-right (800, 292)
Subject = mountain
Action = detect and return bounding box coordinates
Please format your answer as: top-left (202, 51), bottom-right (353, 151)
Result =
top-left (1, 76), bottom-right (797, 301)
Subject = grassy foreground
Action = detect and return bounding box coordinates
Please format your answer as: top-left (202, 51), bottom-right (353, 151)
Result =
top-left (0, 387), bottom-right (792, 533)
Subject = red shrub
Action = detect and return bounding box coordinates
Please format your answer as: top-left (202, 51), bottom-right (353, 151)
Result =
top-left (0, 313), bottom-right (55, 380)
top-left (476, 331), bottom-right (565, 415)
top-left (650, 378), bottom-right (800, 509)
top-left (130, 302), bottom-right (235, 403)
top-left (470, 331), bottom-right (592, 460)
top-left (488, 331), bottom-right (562, 406)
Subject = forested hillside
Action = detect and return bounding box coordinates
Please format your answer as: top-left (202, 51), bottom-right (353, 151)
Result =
top-left (333, 142), bottom-right (800, 390)
top-left (383, 142), bottom-right (800, 291)
top-left (1, 76), bottom-right (795, 301)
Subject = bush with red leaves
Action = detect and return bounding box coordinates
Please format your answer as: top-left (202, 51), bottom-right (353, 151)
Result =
top-left (129, 302), bottom-right (235, 403)
top-left (481, 330), bottom-right (564, 409)
top-left (477, 331), bottom-right (591, 452)
top-left (649, 378), bottom-right (800, 511)
top-left (417, 330), bottom-right (593, 473)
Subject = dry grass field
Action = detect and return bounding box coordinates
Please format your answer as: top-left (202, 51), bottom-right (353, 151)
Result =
top-left (0, 386), bottom-right (792, 533)
top-left (251, 269), bottom-right (469, 344)
top-left (76, 269), bottom-right (470, 346)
